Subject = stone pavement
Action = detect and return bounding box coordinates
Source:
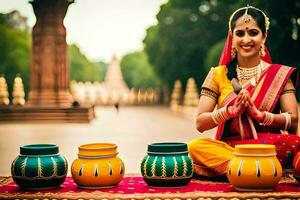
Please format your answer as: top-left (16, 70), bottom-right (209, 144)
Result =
top-left (0, 106), bottom-right (215, 176)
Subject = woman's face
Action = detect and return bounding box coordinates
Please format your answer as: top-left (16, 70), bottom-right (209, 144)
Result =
top-left (232, 15), bottom-right (266, 59)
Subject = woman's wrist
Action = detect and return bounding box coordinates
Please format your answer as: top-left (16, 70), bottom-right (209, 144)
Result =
top-left (212, 106), bottom-right (231, 124)
top-left (259, 111), bottom-right (275, 126)
top-left (255, 111), bottom-right (265, 122)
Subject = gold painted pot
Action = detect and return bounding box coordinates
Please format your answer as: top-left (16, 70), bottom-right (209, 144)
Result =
top-left (227, 144), bottom-right (282, 191)
top-left (71, 143), bottom-right (125, 189)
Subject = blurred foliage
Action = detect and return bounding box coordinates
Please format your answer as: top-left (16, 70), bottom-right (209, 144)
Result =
top-left (144, 0), bottom-right (241, 89)
top-left (204, 39), bottom-right (225, 69)
top-left (0, 23), bottom-right (31, 100)
top-left (97, 61), bottom-right (108, 82)
top-left (0, 11), bottom-right (108, 100)
top-left (1, 1), bottom-right (300, 101)
top-left (68, 44), bottom-right (102, 82)
top-left (121, 51), bottom-right (161, 88)
top-left (144, 0), bottom-right (300, 100)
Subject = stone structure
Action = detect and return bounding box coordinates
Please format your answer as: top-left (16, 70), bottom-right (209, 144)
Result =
top-left (170, 78), bottom-right (199, 119)
top-left (27, 0), bottom-right (73, 107)
top-left (0, 0), bottom-right (94, 122)
top-left (170, 80), bottom-right (183, 112)
top-left (0, 76), bottom-right (9, 105)
top-left (183, 78), bottom-right (199, 107)
top-left (12, 76), bottom-right (25, 106)
top-left (103, 56), bottom-right (129, 104)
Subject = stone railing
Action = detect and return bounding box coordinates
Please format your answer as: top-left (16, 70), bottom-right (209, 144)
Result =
top-left (70, 81), bottom-right (161, 106)
top-left (170, 78), bottom-right (199, 120)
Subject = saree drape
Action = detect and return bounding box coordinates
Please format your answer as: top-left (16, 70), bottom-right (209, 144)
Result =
top-left (189, 64), bottom-right (298, 177)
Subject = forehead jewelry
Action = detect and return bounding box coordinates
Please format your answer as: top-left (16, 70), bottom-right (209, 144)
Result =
top-left (242, 6), bottom-right (251, 23)
top-left (228, 5), bottom-right (270, 33)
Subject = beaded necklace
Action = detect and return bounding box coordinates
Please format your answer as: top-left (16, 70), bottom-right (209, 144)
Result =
top-left (237, 61), bottom-right (263, 86)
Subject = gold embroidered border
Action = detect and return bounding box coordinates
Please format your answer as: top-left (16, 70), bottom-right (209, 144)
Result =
top-left (202, 67), bottom-right (219, 95)
top-left (1, 190), bottom-right (300, 200)
top-left (200, 88), bottom-right (218, 102)
top-left (1, 176), bottom-right (300, 200)
top-left (221, 90), bottom-right (237, 107)
top-left (281, 89), bottom-right (296, 95)
top-left (259, 66), bottom-right (290, 111)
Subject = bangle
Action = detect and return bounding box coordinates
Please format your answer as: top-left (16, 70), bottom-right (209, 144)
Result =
top-left (259, 111), bottom-right (274, 126)
top-left (211, 106), bottom-right (231, 125)
top-left (281, 112), bottom-right (291, 130)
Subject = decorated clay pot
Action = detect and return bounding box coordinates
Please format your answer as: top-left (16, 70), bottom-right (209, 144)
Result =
top-left (293, 151), bottom-right (300, 182)
top-left (71, 143), bottom-right (125, 189)
top-left (141, 142), bottom-right (193, 187)
top-left (227, 144), bottom-right (282, 191)
top-left (11, 144), bottom-right (68, 190)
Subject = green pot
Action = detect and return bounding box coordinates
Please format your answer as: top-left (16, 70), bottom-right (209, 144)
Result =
top-left (141, 142), bottom-right (193, 187)
top-left (11, 144), bottom-right (68, 190)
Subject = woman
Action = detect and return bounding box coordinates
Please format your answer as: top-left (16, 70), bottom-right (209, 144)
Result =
top-left (188, 5), bottom-right (299, 177)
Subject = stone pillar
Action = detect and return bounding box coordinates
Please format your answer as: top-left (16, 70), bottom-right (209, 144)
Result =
top-left (27, 0), bottom-right (74, 107)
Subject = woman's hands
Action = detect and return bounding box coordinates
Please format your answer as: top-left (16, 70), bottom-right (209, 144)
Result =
top-left (227, 89), bottom-right (248, 118)
top-left (227, 89), bottom-right (265, 122)
top-left (245, 93), bottom-right (265, 122)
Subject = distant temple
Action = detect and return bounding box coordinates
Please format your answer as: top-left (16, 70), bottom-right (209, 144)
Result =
top-left (71, 55), bottom-right (160, 106)
top-left (103, 55), bottom-right (129, 104)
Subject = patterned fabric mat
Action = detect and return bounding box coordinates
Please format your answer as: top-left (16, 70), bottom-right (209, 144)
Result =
top-left (1, 175), bottom-right (300, 199)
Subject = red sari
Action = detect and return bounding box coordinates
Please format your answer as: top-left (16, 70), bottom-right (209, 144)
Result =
top-left (215, 64), bottom-right (298, 169)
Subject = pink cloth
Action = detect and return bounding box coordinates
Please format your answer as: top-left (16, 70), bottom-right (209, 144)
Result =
top-left (1, 176), bottom-right (300, 195)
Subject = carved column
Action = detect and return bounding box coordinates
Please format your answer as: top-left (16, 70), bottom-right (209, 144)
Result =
top-left (28, 0), bottom-right (74, 107)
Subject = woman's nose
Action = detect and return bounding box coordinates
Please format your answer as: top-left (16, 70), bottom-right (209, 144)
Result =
top-left (242, 34), bottom-right (251, 43)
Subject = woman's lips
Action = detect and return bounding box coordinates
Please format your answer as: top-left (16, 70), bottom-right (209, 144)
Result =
top-left (241, 45), bottom-right (254, 51)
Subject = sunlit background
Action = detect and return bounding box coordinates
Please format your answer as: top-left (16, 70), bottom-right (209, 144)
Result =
top-left (0, 0), bottom-right (299, 101)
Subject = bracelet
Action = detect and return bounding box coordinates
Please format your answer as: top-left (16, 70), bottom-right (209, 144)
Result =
top-left (259, 111), bottom-right (274, 126)
top-left (211, 106), bottom-right (230, 125)
top-left (281, 112), bottom-right (291, 130)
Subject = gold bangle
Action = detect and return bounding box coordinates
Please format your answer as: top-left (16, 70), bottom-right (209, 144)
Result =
top-left (281, 112), bottom-right (291, 130)
top-left (211, 110), bottom-right (219, 125)
top-left (260, 111), bottom-right (274, 126)
top-left (211, 106), bottom-right (231, 125)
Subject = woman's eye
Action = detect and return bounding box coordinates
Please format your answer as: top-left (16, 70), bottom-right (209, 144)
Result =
top-left (248, 30), bottom-right (259, 36)
top-left (235, 31), bottom-right (245, 37)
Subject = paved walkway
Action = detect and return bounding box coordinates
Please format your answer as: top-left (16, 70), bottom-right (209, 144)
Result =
top-left (0, 106), bottom-right (215, 176)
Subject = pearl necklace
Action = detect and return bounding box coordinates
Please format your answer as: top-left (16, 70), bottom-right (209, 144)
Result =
top-left (237, 61), bottom-right (263, 81)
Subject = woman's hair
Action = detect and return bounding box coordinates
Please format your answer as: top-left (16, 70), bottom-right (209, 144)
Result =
top-left (227, 7), bottom-right (267, 82)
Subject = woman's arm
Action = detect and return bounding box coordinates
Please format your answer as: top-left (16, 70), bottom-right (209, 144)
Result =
top-left (195, 95), bottom-right (218, 133)
top-left (246, 85), bottom-right (298, 133)
top-left (196, 91), bottom-right (247, 133)
top-left (279, 92), bottom-right (298, 132)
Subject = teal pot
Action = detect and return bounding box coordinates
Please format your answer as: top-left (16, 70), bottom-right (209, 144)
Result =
top-left (141, 142), bottom-right (193, 187)
top-left (11, 144), bottom-right (68, 190)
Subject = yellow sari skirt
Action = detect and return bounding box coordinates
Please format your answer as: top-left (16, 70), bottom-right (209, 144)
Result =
top-left (188, 137), bottom-right (234, 177)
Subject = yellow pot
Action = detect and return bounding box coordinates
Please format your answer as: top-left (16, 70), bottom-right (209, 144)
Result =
top-left (227, 144), bottom-right (282, 191)
top-left (71, 143), bottom-right (125, 189)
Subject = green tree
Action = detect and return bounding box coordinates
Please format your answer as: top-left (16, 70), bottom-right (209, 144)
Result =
top-left (97, 61), bottom-right (108, 81)
top-left (68, 44), bottom-right (101, 82)
top-left (144, 0), bottom-right (300, 100)
top-left (253, 1), bottom-right (300, 100)
top-left (0, 23), bottom-right (30, 100)
top-left (204, 39), bottom-right (225, 70)
top-left (121, 51), bottom-right (161, 88)
top-left (144, 0), bottom-right (240, 89)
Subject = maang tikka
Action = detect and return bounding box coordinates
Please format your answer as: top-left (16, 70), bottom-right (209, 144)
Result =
top-left (242, 5), bottom-right (251, 24)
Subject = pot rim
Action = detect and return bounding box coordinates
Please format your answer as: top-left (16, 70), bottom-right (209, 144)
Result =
top-left (79, 143), bottom-right (117, 151)
top-left (234, 144), bottom-right (276, 155)
top-left (78, 143), bottom-right (118, 157)
top-left (20, 144), bottom-right (58, 155)
top-left (147, 142), bottom-right (187, 153)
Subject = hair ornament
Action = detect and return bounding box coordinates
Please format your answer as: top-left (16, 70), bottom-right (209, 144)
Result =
top-left (228, 5), bottom-right (270, 34)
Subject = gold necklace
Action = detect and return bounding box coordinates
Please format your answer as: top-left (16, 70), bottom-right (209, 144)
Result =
top-left (237, 62), bottom-right (262, 81)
